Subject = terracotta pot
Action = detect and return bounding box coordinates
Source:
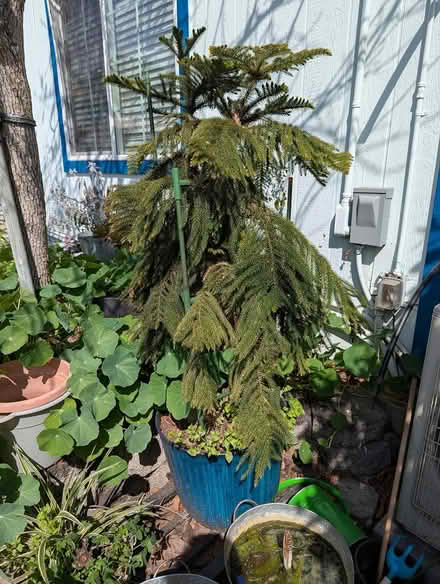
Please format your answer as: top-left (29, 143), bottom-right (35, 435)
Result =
top-left (0, 359), bottom-right (70, 413)
top-left (0, 359), bottom-right (70, 467)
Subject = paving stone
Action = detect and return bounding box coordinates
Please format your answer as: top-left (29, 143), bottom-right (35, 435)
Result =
top-left (327, 440), bottom-right (393, 477)
top-left (335, 477), bottom-right (379, 521)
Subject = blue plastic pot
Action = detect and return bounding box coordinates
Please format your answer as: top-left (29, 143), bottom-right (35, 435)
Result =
top-left (157, 414), bottom-right (281, 530)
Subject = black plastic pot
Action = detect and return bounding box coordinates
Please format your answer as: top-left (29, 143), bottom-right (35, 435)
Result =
top-left (78, 235), bottom-right (117, 264)
top-left (95, 296), bottom-right (137, 317)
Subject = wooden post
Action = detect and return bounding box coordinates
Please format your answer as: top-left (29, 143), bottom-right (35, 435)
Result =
top-left (0, 136), bottom-right (35, 295)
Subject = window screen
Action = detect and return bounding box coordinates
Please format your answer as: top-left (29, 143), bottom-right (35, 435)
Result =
top-left (104, 0), bottom-right (176, 153)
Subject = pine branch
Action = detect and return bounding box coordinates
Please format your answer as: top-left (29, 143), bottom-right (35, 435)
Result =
top-left (174, 291), bottom-right (235, 352)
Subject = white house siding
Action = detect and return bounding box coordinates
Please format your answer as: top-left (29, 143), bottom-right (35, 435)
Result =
top-left (190, 0), bottom-right (440, 349)
top-left (23, 0), bottom-right (440, 347)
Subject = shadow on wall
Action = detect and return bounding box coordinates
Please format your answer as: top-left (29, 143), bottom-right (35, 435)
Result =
top-left (203, 0), bottom-right (439, 257)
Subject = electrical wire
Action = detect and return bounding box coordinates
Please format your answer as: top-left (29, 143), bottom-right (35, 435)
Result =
top-left (375, 262), bottom-right (440, 396)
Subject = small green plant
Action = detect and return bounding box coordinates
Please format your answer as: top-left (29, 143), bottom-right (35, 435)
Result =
top-left (168, 395), bottom-right (243, 463)
top-left (0, 459), bottom-right (41, 545)
top-left (36, 311), bottom-right (147, 460)
top-left (0, 451), bottom-right (155, 584)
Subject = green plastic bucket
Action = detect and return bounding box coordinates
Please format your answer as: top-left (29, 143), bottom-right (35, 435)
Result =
top-left (278, 477), bottom-right (365, 546)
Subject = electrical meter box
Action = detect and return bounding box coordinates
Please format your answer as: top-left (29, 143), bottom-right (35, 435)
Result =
top-left (349, 187), bottom-right (393, 247)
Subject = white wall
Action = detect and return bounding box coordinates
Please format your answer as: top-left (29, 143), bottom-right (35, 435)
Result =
top-left (190, 0), bottom-right (440, 347)
top-left (24, 0), bottom-right (440, 346)
top-left (23, 0), bottom-right (132, 240)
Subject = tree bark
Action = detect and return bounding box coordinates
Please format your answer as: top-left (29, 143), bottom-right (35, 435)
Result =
top-left (0, 0), bottom-right (50, 289)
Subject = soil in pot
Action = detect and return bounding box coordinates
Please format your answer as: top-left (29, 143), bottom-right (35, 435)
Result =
top-left (230, 520), bottom-right (346, 584)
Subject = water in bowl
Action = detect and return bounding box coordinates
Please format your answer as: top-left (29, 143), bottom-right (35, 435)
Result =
top-left (230, 520), bottom-right (347, 584)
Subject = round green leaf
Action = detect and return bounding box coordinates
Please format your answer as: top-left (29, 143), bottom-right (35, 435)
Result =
top-left (21, 339), bottom-right (53, 368)
top-left (12, 305), bottom-right (46, 335)
top-left (93, 391), bottom-right (117, 423)
top-left (328, 312), bottom-right (350, 333)
top-left (156, 351), bottom-right (184, 379)
top-left (124, 423), bottom-right (152, 454)
top-left (305, 358), bottom-right (323, 372)
top-left (80, 385), bottom-right (116, 422)
top-left (0, 503), bottom-right (26, 545)
top-left (39, 284), bottom-right (62, 298)
top-left (37, 428), bottom-right (74, 457)
top-left (109, 382), bottom-right (138, 402)
top-left (16, 474), bottom-right (40, 506)
top-left (83, 325), bottom-right (119, 358)
top-left (53, 266), bottom-right (87, 288)
top-left (148, 374), bottom-right (167, 406)
top-left (44, 409), bottom-right (62, 429)
top-left (68, 372), bottom-right (105, 398)
top-left (277, 354), bottom-right (294, 376)
top-left (132, 382), bottom-right (156, 414)
top-left (0, 325), bottom-right (28, 355)
top-left (298, 440), bottom-right (313, 465)
top-left (57, 398), bottom-right (78, 424)
top-left (70, 348), bottom-right (101, 375)
top-left (101, 410), bottom-right (124, 448)
top-left (343, 343), bottom-right (377, 378)
top-left (102, 346), bottom-right (140, 387)
top-left (46, 310), bottom-right (59, 329)
top-left (310, 368), bottom-right (338, 397)
top-left (117, 394), bottom-right (141, 417)
top-left (97, 455), bottom-right (128, 487)
top-left (63, 406), bottom-right (99, 446)
top-left (0, 275), bottom-right (18, 291)
top-left (103, 423), bottom-right (123, 448)
top-left (166, 380), bottom-right (189, 420)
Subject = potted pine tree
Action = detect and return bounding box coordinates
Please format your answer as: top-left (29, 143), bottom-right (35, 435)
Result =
top-left (105, 28), bottom-right (361, 528)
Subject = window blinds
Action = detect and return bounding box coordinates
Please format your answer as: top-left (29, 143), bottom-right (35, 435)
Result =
top-left (51, 0), bottom-right (112, 154)
top-left (104, 0), bottom-right (176, 153)
top-left (49, 0), bottom-right (176, 157)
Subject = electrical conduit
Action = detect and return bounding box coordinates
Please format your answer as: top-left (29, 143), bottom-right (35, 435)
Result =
top-left (334, 0), bottom-right (371, 301)
top-left (334, 0), bottom-right (370, 238)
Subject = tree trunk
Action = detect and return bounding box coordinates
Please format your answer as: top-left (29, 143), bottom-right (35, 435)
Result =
top-left (0, 0), bottom-right (50, 289)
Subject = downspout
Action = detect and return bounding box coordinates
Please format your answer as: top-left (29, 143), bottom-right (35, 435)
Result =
top-left (334, 0), bottom-right (371, 299)
top-left (394, 0), bottom-right (434, 272)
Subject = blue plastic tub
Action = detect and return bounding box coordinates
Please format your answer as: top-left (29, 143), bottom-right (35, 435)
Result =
top-left (157, 414), bottom-right (281, 530)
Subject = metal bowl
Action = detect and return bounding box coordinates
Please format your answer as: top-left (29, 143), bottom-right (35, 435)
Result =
top-left (224, 502), bottom-right (355, 584)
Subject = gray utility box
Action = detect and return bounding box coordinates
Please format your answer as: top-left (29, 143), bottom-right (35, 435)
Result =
top-left (349, 187), bottom-right (394, 247)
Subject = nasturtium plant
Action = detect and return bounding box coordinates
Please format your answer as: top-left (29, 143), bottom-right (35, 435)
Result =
top-left (343, 342), bottom-right (377, 378)
top-left (0, 463), bottom-right (40, 545)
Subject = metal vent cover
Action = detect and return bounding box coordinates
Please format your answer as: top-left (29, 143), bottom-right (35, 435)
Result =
top-left (396, 304), bottom-right (440, 550)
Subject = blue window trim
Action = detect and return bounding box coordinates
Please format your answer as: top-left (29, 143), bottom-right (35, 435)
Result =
top-left (413, 161), bottom-right (440, 354)
top-left (44, 0), bottom-right (189, 175)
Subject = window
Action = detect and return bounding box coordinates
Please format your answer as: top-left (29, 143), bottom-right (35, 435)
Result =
top-left (47, 0), bottom-right (183, 172)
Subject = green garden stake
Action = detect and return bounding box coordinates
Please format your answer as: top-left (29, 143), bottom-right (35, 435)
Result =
top-left (171, 167), bottom-right (191, 313)
top-left (278, 477), bottom-right (365, 546)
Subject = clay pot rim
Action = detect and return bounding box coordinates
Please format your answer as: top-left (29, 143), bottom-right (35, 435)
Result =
top-left (0, 359), bottom-right (71, 414)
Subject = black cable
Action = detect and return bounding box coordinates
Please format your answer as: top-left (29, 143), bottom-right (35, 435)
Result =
top-left (374, 262), bottom-right (440, 396)
top-left (286, 176), bottom-right (293, 221)
top-left (0, 113), bottom-right (36, 127)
